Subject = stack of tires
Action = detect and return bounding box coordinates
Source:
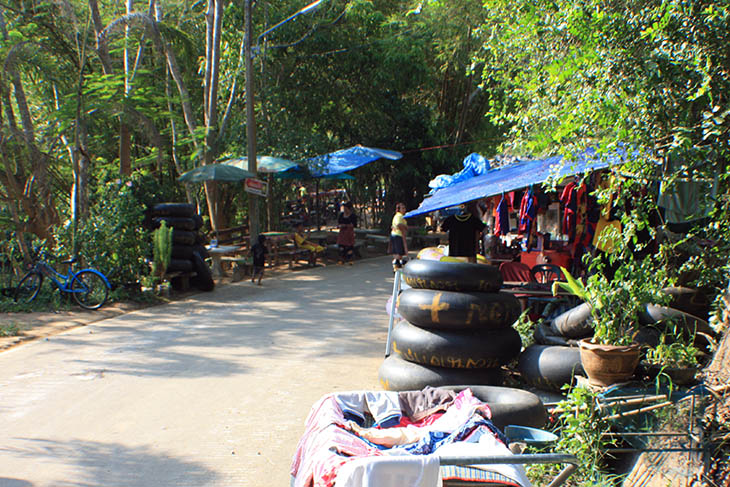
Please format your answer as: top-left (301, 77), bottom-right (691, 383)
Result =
top-left (517, 304), bottom-right (588, 392)
top-left (147, 203), bottom-right (214, 292)
top-left (379, 260), bottom-right (523, 391)
top-left (518, 289), bottom-right (715, 392)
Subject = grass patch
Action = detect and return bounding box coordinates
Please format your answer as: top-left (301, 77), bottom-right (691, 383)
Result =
top-left (0, 320), bottom-right (24, 337)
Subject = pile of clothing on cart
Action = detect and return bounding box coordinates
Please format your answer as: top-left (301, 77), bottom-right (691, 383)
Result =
top-left (291, 387), bottom-right (531, 487)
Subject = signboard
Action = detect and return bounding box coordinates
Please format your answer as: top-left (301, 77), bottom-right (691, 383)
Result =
top-left (244, 178), bottom-right (268, 197)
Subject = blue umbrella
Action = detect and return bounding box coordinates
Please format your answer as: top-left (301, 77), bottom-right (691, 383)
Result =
top-left (308, 145), bottom-right (402, 177)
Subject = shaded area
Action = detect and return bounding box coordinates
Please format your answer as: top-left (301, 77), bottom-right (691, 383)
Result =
top-left (2, 438), bottom-right (218, 487)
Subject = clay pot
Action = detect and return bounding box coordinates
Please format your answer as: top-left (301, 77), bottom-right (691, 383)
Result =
top-left (578, 339), bottom-right (641, 387)
top-left (644, 363), bottom-right (698, 386)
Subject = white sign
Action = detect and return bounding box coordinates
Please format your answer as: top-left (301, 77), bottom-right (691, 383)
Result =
top-left (244, 178), bottom-right (268, 197)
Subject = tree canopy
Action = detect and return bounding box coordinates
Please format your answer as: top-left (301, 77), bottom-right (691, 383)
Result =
top-left (1, 0), bottom-right (728, 291)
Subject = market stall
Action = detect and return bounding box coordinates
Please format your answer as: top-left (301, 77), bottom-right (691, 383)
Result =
top-left (405, 148), bottom-right (632, 274)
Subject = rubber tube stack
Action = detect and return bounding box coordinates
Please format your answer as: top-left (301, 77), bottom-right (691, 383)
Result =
top-left (379, 260), bottom-right (522, 391)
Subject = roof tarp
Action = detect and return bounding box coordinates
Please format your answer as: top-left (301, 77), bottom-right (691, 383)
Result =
top-left (308, 145), bottom-right (402, 177)
top-left (405, 147), bottom-right (627, 218)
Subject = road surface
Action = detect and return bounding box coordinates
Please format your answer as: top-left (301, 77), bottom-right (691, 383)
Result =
top-left (0, 257), bottom-right (395, 487)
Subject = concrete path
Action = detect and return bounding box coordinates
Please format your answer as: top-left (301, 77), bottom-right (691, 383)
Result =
top-left (0, 256), bottom-right (395, 487)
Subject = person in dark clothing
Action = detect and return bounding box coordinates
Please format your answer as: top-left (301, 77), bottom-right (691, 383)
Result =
top-left (441, 201), bottom-right (486, 262)
top-left (251, 234), bottom-right (268, 285)
top-left (337, 201), bottom-right (357, 265)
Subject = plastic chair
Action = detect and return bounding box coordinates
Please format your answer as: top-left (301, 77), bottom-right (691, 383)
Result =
top-left (531, 264), bottom-right (563, 284)
top-left (499, 261), bottom-right (534, 283)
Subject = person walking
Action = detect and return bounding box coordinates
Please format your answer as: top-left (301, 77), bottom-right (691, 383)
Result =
top-left (337, 201), bottom-right (357, 265)
top-left (251, 234), bottom-right (268, 285)
top-left (390, 202), bottom-right (409, 270)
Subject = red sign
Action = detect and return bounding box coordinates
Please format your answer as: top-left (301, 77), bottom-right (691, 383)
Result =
top-left (244, 178), bottom-right (268, 197)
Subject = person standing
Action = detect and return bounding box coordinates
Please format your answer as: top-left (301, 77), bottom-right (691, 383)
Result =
top-left (251, 234), bottom-right (268, 285)
top-left (390, 202), bottom-right (409, 270)
top-left (440, 201), bottom-right (486, 263)
top-left (337, 201), bottom-right (357, 265)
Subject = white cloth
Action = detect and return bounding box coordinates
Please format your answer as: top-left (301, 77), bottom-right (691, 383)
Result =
top-left (335, 391), bottom-right (401, 427)
top-left (335, 454), bottom-right (441, 487)
top-left (434, 429), bottom-right (532, 487)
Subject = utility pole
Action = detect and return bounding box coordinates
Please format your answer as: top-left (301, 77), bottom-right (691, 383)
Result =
top-left (245, 0), bottom-right (258, 246)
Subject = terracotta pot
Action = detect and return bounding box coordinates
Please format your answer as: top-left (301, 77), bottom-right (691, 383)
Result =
top-left (578, 338), bottom-right (641, 387)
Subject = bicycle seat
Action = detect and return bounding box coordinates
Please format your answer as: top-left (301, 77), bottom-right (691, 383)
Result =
top-left (61, 257), bottom-right (78, 265)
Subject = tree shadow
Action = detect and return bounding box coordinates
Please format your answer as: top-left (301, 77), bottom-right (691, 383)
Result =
top-left (44, 257), bottom-right (395, 379)
top-left (3, 437), bottom-right (219, 486)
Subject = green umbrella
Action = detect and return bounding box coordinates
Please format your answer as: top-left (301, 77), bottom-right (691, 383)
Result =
top-left (178, 164), bottom-right (256, 183)
top-left (221, 156), bottom-right (300, 174)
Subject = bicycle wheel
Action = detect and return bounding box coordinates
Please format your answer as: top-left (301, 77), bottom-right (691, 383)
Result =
top-left (15, 271), bottom-right (43, 303)
top-left (71, 270), bottom-right (109, 310)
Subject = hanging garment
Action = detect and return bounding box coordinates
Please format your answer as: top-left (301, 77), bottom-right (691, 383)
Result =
top-left (494, 195), bottom-right (510, 236)
top-left (518, 190), bottom-right (537, 237)
top-left (560, 181), bottom-right (577, 241)
top-left (441, 213), bottom-right (486, 258)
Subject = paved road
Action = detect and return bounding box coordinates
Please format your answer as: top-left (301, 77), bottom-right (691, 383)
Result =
top-left (0, 257), bottom-right (395, 487)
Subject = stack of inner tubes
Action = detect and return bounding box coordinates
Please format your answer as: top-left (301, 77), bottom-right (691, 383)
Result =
top-left (147, 203), bottom-right (214, 292)
top-left (379, 259), bottom-right (522, 391)
top-left (520, 288), bottom-right (715, 392)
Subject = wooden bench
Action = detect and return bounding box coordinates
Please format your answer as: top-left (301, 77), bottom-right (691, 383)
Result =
top-left (166, 271), bottom-right (197, 291)
top-left (211, 225), bottom-right (249, 248)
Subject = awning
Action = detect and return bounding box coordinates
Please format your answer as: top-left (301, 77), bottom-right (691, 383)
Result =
top-left (308, 145), bottom-right (402, 177)
top-left (405, 147), bottom-right (627, 218)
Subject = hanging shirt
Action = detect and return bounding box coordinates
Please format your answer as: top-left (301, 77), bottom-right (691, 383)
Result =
top-left (441, 213), bottom-right (486, 258)
top-left (560, 181), bottom-right (577, 240)
top-left (494, 196), bottom-right (510, 236)
top-left (518, 189), bottom-right (537, 236)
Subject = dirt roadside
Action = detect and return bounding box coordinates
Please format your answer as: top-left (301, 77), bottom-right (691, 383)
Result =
top-left (0, 297), bottom-right (171, 352)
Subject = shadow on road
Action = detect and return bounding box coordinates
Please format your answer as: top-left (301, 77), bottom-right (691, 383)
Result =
top-left (3, 437), bottom-right (218, 486)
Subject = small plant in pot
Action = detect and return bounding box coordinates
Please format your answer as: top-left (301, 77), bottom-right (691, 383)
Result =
top-left (553, 249), bottom-right (671, 387)
top-left (643, 325), bottom-right (700, 387)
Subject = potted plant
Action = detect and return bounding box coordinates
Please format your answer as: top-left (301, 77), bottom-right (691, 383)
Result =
top-left (643, 327), bottom-right (700, 386)
top-left (150, 221), bottom-right (173, 295)
top-left (553, 253), bottom-right (671, 387)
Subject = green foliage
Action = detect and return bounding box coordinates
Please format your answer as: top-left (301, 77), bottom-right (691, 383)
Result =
top-left (0, 321), bottom-right (22, 337)
top-left (53, 171), bottom-right (177, 289)
top-left (512, 309), bottom-right (536, 348)
top-left (152, 221), bottom-right (173, 278)
top-left (528, 385), bottom-right (617, 485)
top-left (553, 249), bottom-right (671, 346)
top-left (645, 328), bottom-right (700, 369)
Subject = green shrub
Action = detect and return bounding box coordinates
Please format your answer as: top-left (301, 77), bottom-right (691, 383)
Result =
top-left (54, 170), bottom-right (179, 292)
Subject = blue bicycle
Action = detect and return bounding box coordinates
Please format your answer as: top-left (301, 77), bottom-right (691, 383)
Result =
top-left (15, 257), bottom-right (111, 310)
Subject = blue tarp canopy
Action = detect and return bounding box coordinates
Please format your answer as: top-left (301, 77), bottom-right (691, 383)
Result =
top-left (428, 153), bottom-right (491, 192)
top-left (308, 145), bottom-right (402, 177)
top-left (405, 147), bottom-right (628, 218)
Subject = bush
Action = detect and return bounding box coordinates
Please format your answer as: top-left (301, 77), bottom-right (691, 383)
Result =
top-left (54, 171), bottom-right (179, 291)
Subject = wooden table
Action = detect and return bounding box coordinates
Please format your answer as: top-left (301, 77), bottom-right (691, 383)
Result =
top-left (206, 244), bottom-right (244, 277)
